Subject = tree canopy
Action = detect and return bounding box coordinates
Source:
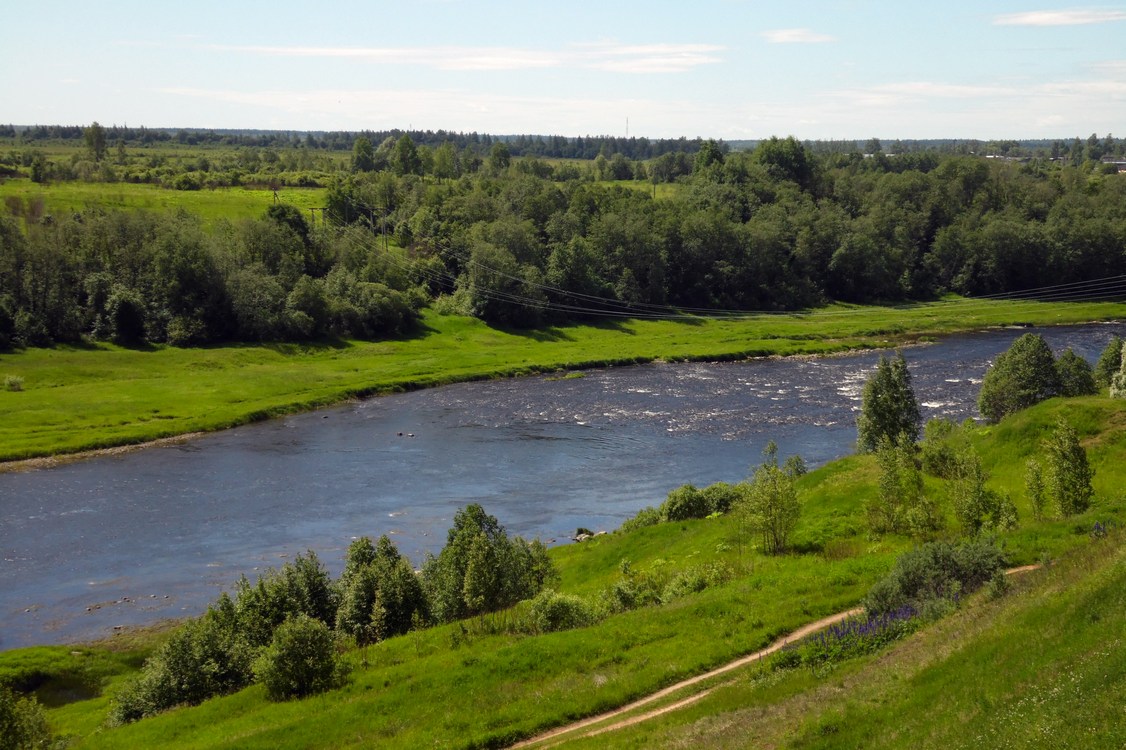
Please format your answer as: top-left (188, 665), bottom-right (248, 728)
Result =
top-left (857, 352), bottom-right (920, 452)
top-left (978, 334), bottom-right (1061, 423)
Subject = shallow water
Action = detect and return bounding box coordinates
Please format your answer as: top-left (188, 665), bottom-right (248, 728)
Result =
top-left (1, 322), bottom-right (1121, 648)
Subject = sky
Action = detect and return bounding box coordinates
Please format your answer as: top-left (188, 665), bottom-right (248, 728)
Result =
top-left (2, 1), bottom-right (1124, 141)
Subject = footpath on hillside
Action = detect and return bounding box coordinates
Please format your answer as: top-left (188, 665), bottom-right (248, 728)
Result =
top-left (510, 565), bottom-right (1040, 748)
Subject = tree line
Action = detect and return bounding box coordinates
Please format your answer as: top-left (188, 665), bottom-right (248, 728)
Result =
top-left (2, 136), bottom-right (1126, 348)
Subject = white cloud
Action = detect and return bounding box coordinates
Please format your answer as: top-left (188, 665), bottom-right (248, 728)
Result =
top-left (760, 28), bottom-right (835, 44)
top-left (993, 9), bottom-right (1126, 26)
top-left (212, 42), bottom-right (722, 74)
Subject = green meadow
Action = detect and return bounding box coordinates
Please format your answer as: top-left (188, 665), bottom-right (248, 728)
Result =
top-left (3, 394), bottom-right (1123, 749)
top-left (2, 299), bottom-right (1125, 463)
top-left (0, 179), bottom-right (326, 227)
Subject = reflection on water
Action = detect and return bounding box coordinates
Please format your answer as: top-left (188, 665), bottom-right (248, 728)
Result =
top-left (0, 322), bottom-right (1121, 647)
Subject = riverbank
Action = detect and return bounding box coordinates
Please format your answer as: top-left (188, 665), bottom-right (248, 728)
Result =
top-left (1, 297), bottom-right (1124, 463)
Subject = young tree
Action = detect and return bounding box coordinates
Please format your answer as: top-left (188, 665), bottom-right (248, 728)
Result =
top-left (950, 448), bottom-right (1016, 534)
top-left (868, 432), bottom-right (940, 537)
top-left (1044, 419), bottom-right (1095, 516)
top-left (856, 351), bottom-right (920, 452)
top-left (1111, 349), bottom-right (1126, 399)
top-left (1020, 461), bottom-right (1045, 524)
top-left (1093, 335), bottom-right (1123, 388)
top-left (351, 136), bottom-right (376, 172)
top-left (1054, 348), bottom-right (1097, 397)
top-left (421, 503), bottom-right (555, 622)
top-left (0, 685), bottom-right (51, 749)
top-left (84, 121), bottom-right (107, 162)
top-left (978, 333), bottom-right (1061, 423)
top-left (740, 445), bottom-right (800, 555)
top-left (253, 615), bottom-right (349, 701)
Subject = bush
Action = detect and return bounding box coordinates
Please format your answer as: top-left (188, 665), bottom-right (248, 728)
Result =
top-left (0, 685), bottom-right (51, 749)
top-left (528, 590), bottom-right (600, 633)
top-left (4, 375), bottom-right (22, 392)
top-left (619, 506), bottom-right (661, 533)
top-left (978, 333), bottom-right (1060, 423)
top-left (1055, 348), bottom-right (1097, 397)
top-left (864, 538), bottom-right (1006, 616)
top-left (1094, 335), bottom-right (1122, 388)
top-left (660, 484), bottom-right (710, 521)
top-left (253, 615), bottom-right (349, 701)
top-left (109, 596), bottom-right (253, 724)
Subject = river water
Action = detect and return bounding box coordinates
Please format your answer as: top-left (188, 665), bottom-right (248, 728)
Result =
top-left (1, 323), bottom-right (1122, 648)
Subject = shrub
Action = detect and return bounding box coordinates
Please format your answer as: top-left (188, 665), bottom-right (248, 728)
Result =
top-left (978, 333), bottom-right (1060, 423)
top-left (0, 685), bottom-right (51, 749)
top-left (1093, 335), bottom-right (1122, 388)
top-left (660, 484), bottom-right (710, 521)
top-left (618, 506), bottom-right (661, 533)
top-left (528, 590), bottom-right (600, 633)
top-left (4, 375), bottom-right (22, 392)
top-left (1054, 348), bottom-right (1097, 397)
top-left (253, 615), bottom-right (349, 701)
top-left (864, 538), bottom-right (1006, 616)
top-left (109, 598), bottom-right (254, 724)
top-left (700, 481), bottom-right (741, 513)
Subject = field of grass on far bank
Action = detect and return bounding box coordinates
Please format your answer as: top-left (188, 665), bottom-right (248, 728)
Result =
top-left (2, 298), bottom-right (1126, 463)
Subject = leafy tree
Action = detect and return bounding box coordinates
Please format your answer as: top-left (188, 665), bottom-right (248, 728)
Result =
top-left (1112, 354), bottom-right (1126, 399)
top-left (1054, 348), bottom-right (1096, 397)
top-left (106, 286), bottom-right (147, 343)
top-left (950, 448), bottom-right (1016, 534)
top-left (869, 433), bottom-right (940, 537)
top-left (1093, 335), bottom-right (1123, 388)
top-left (739, 445), bottom-right (800, 554)
top-left (660, 484), bottom-right (709, 521)
top-left (693, 139), bottom-right (725, 173)
top-left (233, 551), bottom-right (337, 648)
top-left (109, 595), bottom-right (253, 723)
top-left (1025, 458), bottom-right (1047, 521)
top-left (1044, 419), bottom-right (1094, 517)
top-left (351, 136), bottom-right (375, 172)
top-left (978, 333), bottom-right (1061, 423)
top-left (253, 614), bottom-right (349, 701)
top-left (857, 351), bottom-right (920, 452)
top-left (0, 685), bottom-right (51, 749)
top-left (391, 135), bottom-right (421, 176)
top-left (421, 504), bottom-right (555, 622)
top-left (84, 121), bottom-right (107, 162)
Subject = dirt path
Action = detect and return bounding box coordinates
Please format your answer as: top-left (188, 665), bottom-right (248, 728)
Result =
top-left (509, 607), bottom-right (863, 749)
top-left (510, 564), bottom-right (1044, 748)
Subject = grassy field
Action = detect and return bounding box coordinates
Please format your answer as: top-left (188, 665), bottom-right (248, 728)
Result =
top-left (3, 395), bottom-right (1123, 748)
top-left (2, 298), bottom-right (1125, 463)
top-left (0, 178), bottom-right (326, 226)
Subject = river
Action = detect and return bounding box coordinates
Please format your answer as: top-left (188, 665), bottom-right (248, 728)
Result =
top-left (0, 322), bottom-right (1121, 648)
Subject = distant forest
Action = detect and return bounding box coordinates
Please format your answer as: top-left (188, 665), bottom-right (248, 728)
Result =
top-left (4, 123), bottom-right (1124, 162)
top-left (1, 126), bottom-right (1124, 349)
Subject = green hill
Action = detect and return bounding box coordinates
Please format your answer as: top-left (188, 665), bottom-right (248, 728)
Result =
top-left (3, 395), bottom-right (1124, 749)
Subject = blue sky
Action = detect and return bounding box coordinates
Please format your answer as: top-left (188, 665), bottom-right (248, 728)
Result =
top-left (3, 1), bottom-right (1123, 140)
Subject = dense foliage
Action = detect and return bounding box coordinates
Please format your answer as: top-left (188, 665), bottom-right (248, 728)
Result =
top-left (856, 351), bottom-right (920, 452)
top-left (110, 507), bottom-right (555, 723)
top-left (3, 133), bottom-right (1125, 348)
top-left (978, 333), bottom-right (1064, 422)
top-left (863, 537), bottom-right (1007, 617)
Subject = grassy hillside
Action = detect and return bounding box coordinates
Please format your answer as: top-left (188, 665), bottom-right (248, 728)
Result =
top-left (560, 521), bottom-right (1125, 749)
top-left (3, 395), bottom-right (1123, 749)
top-left (3, 299), bottom-right (1125, 463)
